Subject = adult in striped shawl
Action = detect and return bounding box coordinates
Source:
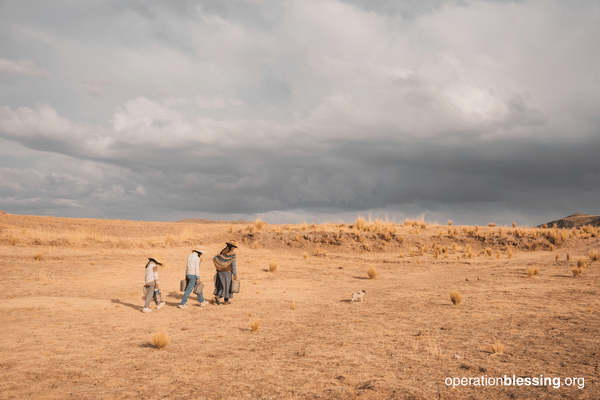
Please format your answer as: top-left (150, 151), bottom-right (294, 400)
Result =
top-left (213, 240), bottom-right (238, 305)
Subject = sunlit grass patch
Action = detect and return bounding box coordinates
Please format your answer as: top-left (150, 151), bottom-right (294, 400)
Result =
top-left (151, 330), bottom-right (169, 350)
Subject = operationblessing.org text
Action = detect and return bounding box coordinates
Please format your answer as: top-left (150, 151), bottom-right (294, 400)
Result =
top-left (445, 375), bottom-right (585, 390)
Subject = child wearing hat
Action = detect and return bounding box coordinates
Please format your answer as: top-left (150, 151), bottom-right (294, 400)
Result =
top-left (178, 246), bottom-right (208, 309)
top-left (143, 257), bottom-right (166, 313)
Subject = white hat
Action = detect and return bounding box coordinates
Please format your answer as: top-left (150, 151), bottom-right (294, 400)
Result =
top-left (194, 246), bottom-right (206, 254)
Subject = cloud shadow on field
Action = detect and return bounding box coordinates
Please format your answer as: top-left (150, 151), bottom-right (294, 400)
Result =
top-left (111, 299), bottom-right (143, 311)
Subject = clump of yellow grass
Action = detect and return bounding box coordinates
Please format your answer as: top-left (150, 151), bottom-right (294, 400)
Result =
top-left (589, 250), bottom-right (600, 262)
top-left (450, 291), bottom-right (462, 306)
top-left (577, 257), bottom-right (587, 269)
top-left (302, 252), bottom-right (308, 259)
top-left (250, 319), bottom-right (260, 332)
top-left (566, 252), bottom-right (572, 261)
top-left (151, 330), bottom-right (169, 350)
top-left (367, 266), bottom-right (377, 279)
top-left (447, 220), bottom-right (452, 226)
top-left (506, 248), bottom-right (514, 259)
top-left (269, 262), bottom-right (278, 273)
top-left (527, 268), bottom-right (539, 278)
top-left (572, 267), bottom-right (583, 277)
top-left (34, 253), bottom-right (43, 261)
top-left (491, 341), bottom-right (506, 354)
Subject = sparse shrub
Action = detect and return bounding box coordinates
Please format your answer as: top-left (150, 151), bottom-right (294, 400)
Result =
top-left (450, 291), bottom-right (462, 306)
top-left (589, 250), bottom-right (600, 262)
top-left (269, 262), bottom-right (278, 273)
top-left (527, 268), bottom-right (539, 278)
top-left (555, 253), bottom-right (560, 260)
top-left (34, 253), bottom-right (43, 261)
top-left (151, 331), bottom-right (169, 350)
top-left (512, 221), bottom-right (517, 228)
top-left (396, 236), bottom-right (405, 244)
top-left (410, 249), bottom-right (415, 257)
top-left (165, 236), bottom-right (174, 245)
top-left (418, 247), bottom-right (424, 256)
top-left (302, 252), bottom-right (308, 259)
top-left (577, 258), bottom-right (587, 269)
top-left (228, 226), bottom-right (233, 234)
top-left (398, 253), bottom-right (404, 258)
top-left (491, 341), bottom-right (506, 354)
top-left (250, 319), bottom-right (260, 332)
top-left (448, 220), bottom-right (453, 226)
top-left (572, 267), bottom-right (583, 277)
top-left (452, 243), bottom-right (457, 254)
top-left (10, 237), bottom-right (17, 246)
top-left (367, 266), bottom-right (377, 279)
top-left (295, 234), bottom-right (302, 242)
top-left (507, 248), bottom-right (514, 259)
top-left (290, 301), bottom-right (296, 310)
top-left (485, 247), bottom-right (493, 257)
top-left (253, 242), bottom-right (259, 249)
top-left (423, 244), bottom-right (429, 253)
top-left (488, 222), bottom-right (496, 227)
top-left (254, 219), bottom-right (264, 231)
top-left (417, 258), bottom-right (422, 265)
top-left (495, 250), bottom-right (500, 260)
top-left (566, 252), bottom-right (572, 261)
top-left (363, 244), bottom-right (370, 251)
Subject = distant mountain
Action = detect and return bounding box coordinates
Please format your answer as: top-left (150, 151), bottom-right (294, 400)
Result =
top-left (538, 213), bottom-right (600, 228)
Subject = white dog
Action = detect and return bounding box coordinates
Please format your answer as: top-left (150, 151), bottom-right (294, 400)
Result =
top-left (351, 290), bottom-right (366, 302)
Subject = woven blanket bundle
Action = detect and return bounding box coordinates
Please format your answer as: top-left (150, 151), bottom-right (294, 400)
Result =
top-left (213, 253), bottom-right (236, 271)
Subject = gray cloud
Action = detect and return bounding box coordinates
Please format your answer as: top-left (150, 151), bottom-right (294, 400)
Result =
top-left (0, 0), bottom-right (599, 225)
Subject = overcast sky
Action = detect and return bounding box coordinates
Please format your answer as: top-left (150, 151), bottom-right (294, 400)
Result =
top-left (1, 0), bottom-right (599, 225)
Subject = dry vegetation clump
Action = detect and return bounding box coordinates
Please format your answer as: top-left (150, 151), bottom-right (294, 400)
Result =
top-left (512, 221), bottom-right (517, 228)
top-left (566, 252), bottom-right (572, 261)
top-left (250, 319), bottom-right (260, 332)
top-left (506, 248), bottom-right (514, 259)
top-left (10, 237), bottom-right (17, 245)
top-left (417, 258), bottom-right (422, 265)
top-left (577, 258), bottom-right (587, 269)
top-left (450, 291), bottom-right (462, 306)
top-left (491, 341), bottom-right (506, 354)
top-left (254, 219), bottom-right (265, 231)
top-left (589, 250), bottom-right (600, 262)
top-left (34, 253), bottom-right (43, 261)
top-left (269, 262), bottom-right (278, 273)
top-left (555, 253), bottom-right (560, 260)
top-left (527, 268), bottom-right (540, 278)
top-left (447, 220), bottom-right (453, 226)
top-left (495, 250), bottom-right (500, 260)
top-left (488, 222), bottom-right (496, 227)
top-left (367, 266), bottom-right (377, 279)
top-left (302, 252), bottom-right (308, 259)
top-left (290, 301), bottom-right (296, 310)
top-left (409, 249), bottom-right (415, 257)
top-left (572, 267), bottom-right (583, 277)
top-left (151, 331), bottom-right (169, 350)
top-left (485, 247), bottom-right (493, 257)
top-left (253, 242), bottom-right (259, 249)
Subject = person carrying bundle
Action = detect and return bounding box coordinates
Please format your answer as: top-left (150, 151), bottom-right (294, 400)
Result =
top-left (178, 246), bottom-right (208, 309)
top-left (213, 240), bottom-right (238, 305)
top-left (143, 257), bottom-right (165, 313)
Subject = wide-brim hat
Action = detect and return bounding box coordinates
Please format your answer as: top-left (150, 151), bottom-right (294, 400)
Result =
top-left (193, 246), bottom-right (206, 254)
top-left (148, 257), bottom-right (162, 265)
top-left (226, 240), bottom-right (238, 248)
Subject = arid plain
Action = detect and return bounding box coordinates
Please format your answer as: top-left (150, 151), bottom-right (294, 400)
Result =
top-left (0, 212), bottom-right (599, 399)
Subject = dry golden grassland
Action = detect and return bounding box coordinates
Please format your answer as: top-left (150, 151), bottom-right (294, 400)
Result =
top-left (0, 214), bottom-right (599, 399)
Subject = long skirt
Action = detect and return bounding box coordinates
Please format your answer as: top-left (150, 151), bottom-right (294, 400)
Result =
top-left (214, 271), bottom-right (233, 299)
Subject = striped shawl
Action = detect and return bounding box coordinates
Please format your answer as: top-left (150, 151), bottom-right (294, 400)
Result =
top-left (213, 253), bottom-right (236, 272)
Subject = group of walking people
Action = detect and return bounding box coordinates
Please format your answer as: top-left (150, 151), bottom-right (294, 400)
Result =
top-left (142, 240), bottom-right (238, 312)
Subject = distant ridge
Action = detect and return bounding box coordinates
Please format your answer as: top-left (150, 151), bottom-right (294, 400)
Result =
top-left (177, 218), bottom-right (251, 224)
top-left (537, 213), bottom-right (600, 228)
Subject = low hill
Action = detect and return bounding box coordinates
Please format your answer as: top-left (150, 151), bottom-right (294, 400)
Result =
top-left (538, 213), bottom-right (600, 228)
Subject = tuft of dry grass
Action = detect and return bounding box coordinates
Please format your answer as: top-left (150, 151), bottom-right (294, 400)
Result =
top-left (228, 226), bottom-right (233, 234)
top-left (254, 219), bottom-right (265, 231)
top-left (269, 262), bottom-right (278, 273)
top-left (10, 237), bottom-right (18, 245)
top-left (253, 242), bottom-right (259, 249)
top-left (577, 258), bottom-right (587, 269)
top-left (527, 268), bottom-right (540, 278)
top-left (488, 222), bottom-right (496, 227)
top-left (566, 252), bottom-right (572, 261)
top-left (450, 291), bottom-right (462, 306)
top-left (417, 258), bottom-right (422, 265)
top-left (165, 236), bottom-right (174, 245)
top-left (250, 319), bottom-right (260, 332)
top-left (589, 250), bottom-right (600, 262)
top-left (512, 221), bottom-right (517, 228)
top-left (572, 267), bottom-right (583, 277)
top-left (507, 248), bottom-right (514, 259)
top-left (151, 331), bottom-right (169, 350)
top-left (290, 301), bottom-right (296, 310)
top-left (495, 250), bottom-right (500, 260)
top-left (447, 220), bottom-right (452, 226)
top-left (555, 253), bottom-right (560, 260)
top-left (302, 252), bottom-right (308, 259)
top-left (367, 266), bottom-right (377, 279)
top-left (491, 341), bottom-right (506, 354)
top-left (409, 249), bottom-right (415, 257)
top-left (34, 253), bottom-right (43, 261)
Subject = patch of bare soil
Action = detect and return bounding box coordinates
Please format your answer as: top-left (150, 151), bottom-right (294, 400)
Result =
top-left (0, 214), bottom-right (599, 399)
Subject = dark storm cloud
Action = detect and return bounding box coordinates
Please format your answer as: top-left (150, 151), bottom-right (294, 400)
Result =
top-left (0, 0), bottom-right (599, 224)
